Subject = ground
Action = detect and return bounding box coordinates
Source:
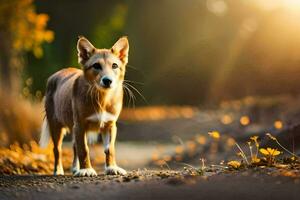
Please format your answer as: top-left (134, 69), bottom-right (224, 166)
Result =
top-left (0, 170), bottom-right (299, 200)
top-left (1, 97), bottom-right (300, 199)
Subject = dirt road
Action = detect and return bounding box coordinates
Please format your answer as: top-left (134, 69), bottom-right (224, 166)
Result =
top-left (0, 170), bottom-right (299, 200)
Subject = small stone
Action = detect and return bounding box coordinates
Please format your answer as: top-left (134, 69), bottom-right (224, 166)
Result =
top-left (71, 185), bottom-right (80, 189)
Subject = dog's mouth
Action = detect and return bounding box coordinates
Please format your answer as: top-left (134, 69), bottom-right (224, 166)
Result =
top-left (101, 84), bottom-right (112, 89)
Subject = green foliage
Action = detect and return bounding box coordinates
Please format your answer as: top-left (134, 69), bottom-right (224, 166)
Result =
top-left (68, 3), bottom-right (128, 66)
top-left (25, 0), bottom-right (300, 105)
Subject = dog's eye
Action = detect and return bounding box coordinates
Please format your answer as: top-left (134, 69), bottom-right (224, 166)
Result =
top-left (92, 63), bottom-right (102, 70)
top-left (112, 63), bottom-right (118, 69)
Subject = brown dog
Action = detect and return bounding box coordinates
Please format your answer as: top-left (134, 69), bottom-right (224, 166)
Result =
top-left (39, 36), bottom-right (129, 176)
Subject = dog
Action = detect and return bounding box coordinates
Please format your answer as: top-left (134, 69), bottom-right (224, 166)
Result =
top-left (39, 36), bottom-right (129, 176)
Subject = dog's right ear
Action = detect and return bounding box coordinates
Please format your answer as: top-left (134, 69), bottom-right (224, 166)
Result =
top-left (77, 36), bottom-right (95, 65)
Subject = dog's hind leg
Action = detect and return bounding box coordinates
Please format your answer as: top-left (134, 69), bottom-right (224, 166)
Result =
top-left (71, 136), bottom-right (79, 174)
top-left (49, 122), bottom-right (65, 175)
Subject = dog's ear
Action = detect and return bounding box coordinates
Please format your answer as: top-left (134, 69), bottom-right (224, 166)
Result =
top-left (111, 36), bottom-right (129, 64)
top-left (77, 36), bottom-right (95, 65)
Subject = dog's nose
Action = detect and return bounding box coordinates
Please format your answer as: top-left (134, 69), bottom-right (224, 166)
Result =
top-left (102, 77), bottom-right (112, 88)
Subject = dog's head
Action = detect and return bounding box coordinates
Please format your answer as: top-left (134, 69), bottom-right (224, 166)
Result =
top-left (77, 36), bottom-right (129, 90)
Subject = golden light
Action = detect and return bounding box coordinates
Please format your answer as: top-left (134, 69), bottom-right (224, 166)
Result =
top-left (162, 155), bottom-right (172, 162)
top-left (175, 146), bottom-right (184, 154)
top-left (255, 0), bottom-right (300, 12)
top-left (196, 135), bottom-right (207, 145)
top-left (274, 120), bottom-right (283, 130)
top-left (154, 159), bottom-right (166, 166)
top-left (226, 137), bottom-right (236, 148)
top-left (281, 0), bottom-right (300, 11)
top-left (151, 152), bottom-right (159, 161)
top-left (206, 0), bottom-right (228, 17)
top-left (221, 114), bottom-right (233, 125)
top-left (240, 116), bottom-right (250, 126)
top-left (175, 155), bottom-right (182, 161)
top-left (186, 141), bottom-right (197, 152)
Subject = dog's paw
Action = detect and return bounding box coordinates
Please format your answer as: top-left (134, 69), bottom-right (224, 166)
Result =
top-left (105, 166), bottom-right (127, 175)
top-left (54, 171), bottom-right (64, 176)
top-left (71, 166), bottom-right (79, 175)
top-left (71, 161), bottom-right (79, 175)
top-left (54, 166), bottom-right (64, 176)
top-left (74, 168), bottom-right (97, 177)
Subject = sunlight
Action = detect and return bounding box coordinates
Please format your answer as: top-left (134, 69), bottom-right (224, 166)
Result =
top-left (282, 0), bottom-right (300, 11)
top-left (255, 0), bottom-right (300, 12)
top-left (274, 120), bottom-right (283, 130)
top-left (240, 116), bottom-right (250, 126)
top-left (206, 0), bottom-right (227, 16)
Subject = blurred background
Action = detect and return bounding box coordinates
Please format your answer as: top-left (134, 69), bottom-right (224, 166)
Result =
top-left (1, 0), bottom-right (300, 174)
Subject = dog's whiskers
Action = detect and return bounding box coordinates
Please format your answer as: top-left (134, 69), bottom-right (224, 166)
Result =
top-left (123, 85), bottom-right (132, 107)
top-left (124, 79), bottom-right (144, 85)
top-left (124, 82), bottom-right (148, 104)
top-left (123, 83), bottom-right (136, 108)
top-left (126, 64), bottom-right (140, 71)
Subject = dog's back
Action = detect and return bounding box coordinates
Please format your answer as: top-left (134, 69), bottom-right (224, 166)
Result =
top-left (45, 68), bottom-right (82, 128)
top-left (40, 68), bottom-right (81, 148)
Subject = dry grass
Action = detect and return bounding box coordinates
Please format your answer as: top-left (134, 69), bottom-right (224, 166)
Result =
top-left (0, 91), bottom-right (43, 146)
top-left (0, 141), bottom-right (106, 175)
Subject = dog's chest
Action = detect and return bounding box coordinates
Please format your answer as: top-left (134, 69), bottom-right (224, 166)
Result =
top-left (86, 111), bottom-right (117, 123)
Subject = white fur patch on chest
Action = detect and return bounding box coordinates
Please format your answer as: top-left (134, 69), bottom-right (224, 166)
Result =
top-left (86, 111), bottom-right (117, 123)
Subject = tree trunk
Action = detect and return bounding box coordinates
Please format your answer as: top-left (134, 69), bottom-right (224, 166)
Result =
top-left (0, 31), bottom-right (21, 93)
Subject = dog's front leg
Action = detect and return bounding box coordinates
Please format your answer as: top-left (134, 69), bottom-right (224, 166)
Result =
top-left (73, 123), bottom-right (97, 177)
top-left (102, 122), bottom-right (127, 175)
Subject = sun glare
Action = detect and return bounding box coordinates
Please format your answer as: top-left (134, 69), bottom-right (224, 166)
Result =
top-left (282, 0), bottom-right (300, 11)
top-left (256, 0), bottom-right (300, 12)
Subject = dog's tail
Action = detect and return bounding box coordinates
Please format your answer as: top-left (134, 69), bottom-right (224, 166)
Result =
top-left (39, 117), bottom-right (51, 148)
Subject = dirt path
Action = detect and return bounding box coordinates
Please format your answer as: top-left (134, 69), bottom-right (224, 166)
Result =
top-left (0, 170), bottom-right (299, 200)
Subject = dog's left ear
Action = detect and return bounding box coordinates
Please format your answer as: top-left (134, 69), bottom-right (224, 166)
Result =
top-left (77, 36), bottom-right (95, 65)
top-left (111, 36), bottom-right (129, 64)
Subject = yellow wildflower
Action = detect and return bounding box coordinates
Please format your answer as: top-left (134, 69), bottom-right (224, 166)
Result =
top-left (291, 156), bottom-right (296, 161)
top-left (227, 160), bottom-right (241, 169)
top-left (250, 136), bottom-right (258, 142)
top-left (208, 131), bottom-right (220, 139)
top-left (259, 148), bottom-right (281, 156)
top-left (250, 136), bottom-right (259, 147)
top-left (251, 157), bottom-right (261, 163)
